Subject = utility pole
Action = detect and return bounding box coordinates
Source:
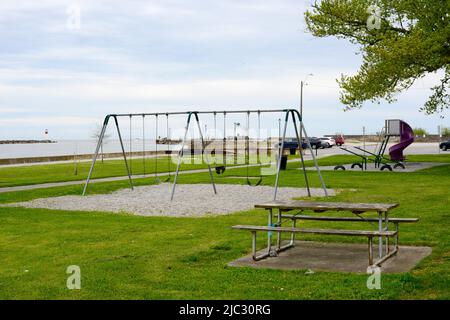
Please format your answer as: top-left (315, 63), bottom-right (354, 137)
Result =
top-left (300, 73), bottom-right (313, 142)
top-left (233, 122), bottom-right (240, 164)
top-left (74, 141), bottom-right (79, 176)
top-left (438, 125), bottom-right (441, 154)
top-left (278, 118), bottom-right (281, 142)
top-left (300, 81), bottom-right (304, 123)
top-left (363, 126), bottom-right (366, 157)
top-left (233, 122), bottom-right (240, 138)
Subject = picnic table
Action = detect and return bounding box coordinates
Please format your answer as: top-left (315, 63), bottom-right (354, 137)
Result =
top-left (233, 200), bottom-right (418, 268)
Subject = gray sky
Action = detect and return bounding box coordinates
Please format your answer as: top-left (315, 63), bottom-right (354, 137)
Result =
top-left (0, 0), bottom-right (448, 139)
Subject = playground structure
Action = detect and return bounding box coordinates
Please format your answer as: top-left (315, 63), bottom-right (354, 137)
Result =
top-left (82, 109), bottom-right (328, 200)
top-left (335, 119), bottom-right (415, 171)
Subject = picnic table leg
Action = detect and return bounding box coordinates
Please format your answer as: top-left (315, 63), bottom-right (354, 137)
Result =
top-left (276, 209), bottom-right (282, 250)
top-left (394, 222), bottom-right (399, 251)
top-left (267, 209), bottom-right (273, 255)
top-left (368, 236), bottom-right (374, 266)
top-left (385, 212), bottom-right (390, 254)
top-left (252, 231), bottom-right (257, 259)
top-left (378, 211), bottom-right (383, 259)
top-left (290, 218), bottom-right (296, 245)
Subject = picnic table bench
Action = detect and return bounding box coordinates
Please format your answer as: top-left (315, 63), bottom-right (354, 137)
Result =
top-left (233, 200), bottom-right (419, 268)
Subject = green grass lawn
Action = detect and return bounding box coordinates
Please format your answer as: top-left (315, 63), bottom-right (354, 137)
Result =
top-left (0, 156), bottom-right (206, 188)
top-left (0, 153), bottom-right (276, 188)
top-left (0, 154), bottom-right (449, 299)
top-left (1, 153), bottom-right (448, 189)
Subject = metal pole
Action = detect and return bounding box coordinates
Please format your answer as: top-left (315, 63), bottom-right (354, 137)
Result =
top-left (155, 114), bottom-right (160, 183)
top-left (273, 111), bottom-right (289, 201)
top-left (278, 119), bottom-right (281, 143)
top-left (115, 116), bottom-right (134, 191)
top-left (223, 112), bottom-right (227, 166)
top-left (142, 115), bottom-right (146, 177)
top-left (378, 211), bottom-right (383, 258)
top-left (194, 113), bottom-right (217, 195)
top-left (291, 111), bottom-right (311, 197)
top-left (214, 112), bottom-right (217, 140)
top-left (129, 115), bottom-right (132, 175)
top-left (299, 118), bottom-right (328, 197)
top-left (170, 113), bottom-right (192, 201)
top-left (300, 81), bottom-right (304, 141)
top-left (203, 124), bottom-right (207, 162)
top-left (363, 126), bottom-right (366, 157)
top-left (438, 125), bottom-right (441, 154)
top-left (246, 112), bottom-right (250, 166)
top-left (234, 122), bottom-right (239, 165)
top-left (300, 74), bottom-right (313, 142)
top-left (166, 113), bottom-right (171, 182)
top-left (267, 209), bottom-right (273, 254)
top-left (101, 140), bottom-right (104, 163)
top-left (83, 117), bottom-right (109, 195)
top-left (257, 111), bottom-right (261, 164)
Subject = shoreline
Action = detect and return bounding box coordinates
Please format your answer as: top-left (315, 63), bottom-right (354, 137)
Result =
top-left (0, 140), bottom-right (57, 145)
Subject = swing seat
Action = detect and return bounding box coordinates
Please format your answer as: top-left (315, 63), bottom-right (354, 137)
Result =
top-left (215, 166), bottom-right (226, 175)
top-left (247, 177), bottom-right (263, 187)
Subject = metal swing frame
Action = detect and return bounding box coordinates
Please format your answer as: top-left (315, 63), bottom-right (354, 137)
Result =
top-left (82, 109), bottom-right (328, 200)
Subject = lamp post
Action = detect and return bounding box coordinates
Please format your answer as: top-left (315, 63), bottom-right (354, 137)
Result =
top-left (278, 118), bottom-right (281, 142)
top-left (234, 122), bottom-right (240, 138)
top-left (233, 122), bottom-right (240, 164)
top-left (300, 73), bottom-right (313, 142)
top-left (363, 126), bottom-right (366, 157)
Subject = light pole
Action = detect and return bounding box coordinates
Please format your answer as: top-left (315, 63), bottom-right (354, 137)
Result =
top-left (300, 73), bottom-right (314, 142)
top-left (233, 122), bottom-right (240, 164)
top-left (234, 122), bottom-right (240, 138)
top-left (278, 118), bottom-right (281, 141)
top-left (363, 126), bottom-right (366, 157)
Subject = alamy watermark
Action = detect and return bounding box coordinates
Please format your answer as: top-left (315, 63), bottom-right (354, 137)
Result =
top-left (66, 4), bottom-right (82, 31)
top-left (366, 266), bottom-right (381, 290)
top-left (168, 126), bottom-right (290, 176)
top-left (367, 4), bottom-right (381, 30)
top-left (66, 265), bottom-right (81, 290)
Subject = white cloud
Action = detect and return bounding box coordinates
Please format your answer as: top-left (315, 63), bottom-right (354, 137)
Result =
top-left (0, 0), bottom-right (447, 140)
top-left (0, 107), bottom-right (33, 114)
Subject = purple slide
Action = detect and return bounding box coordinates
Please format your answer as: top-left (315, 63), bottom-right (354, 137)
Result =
top-left (389, 121), bottom-right (414, 162)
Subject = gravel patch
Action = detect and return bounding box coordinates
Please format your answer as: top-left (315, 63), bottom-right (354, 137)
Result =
top-left (6, 184), bottom-right (333, 217)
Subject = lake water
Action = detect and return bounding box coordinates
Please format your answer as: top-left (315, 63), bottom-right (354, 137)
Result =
top-left (0, 140), bottom-right (179, 159)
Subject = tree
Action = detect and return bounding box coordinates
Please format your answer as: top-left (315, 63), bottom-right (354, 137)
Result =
top-left (305, 0), bottom-right (450, 115)
top-left (91, 124), bottom-right (111, 163)
top-left (441, 127), bottom-right (450, 136)
top-left (413, 127), bottom-right (428, 136)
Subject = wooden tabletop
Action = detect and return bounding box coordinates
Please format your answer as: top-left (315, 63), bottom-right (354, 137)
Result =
top-left (255, 200), bottom-right (398, 213)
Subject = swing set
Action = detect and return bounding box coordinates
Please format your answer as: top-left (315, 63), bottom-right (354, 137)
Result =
top-left (211, 111), bottom-right (263, 186)
top-left (82, 109), bottom-right (328, 201)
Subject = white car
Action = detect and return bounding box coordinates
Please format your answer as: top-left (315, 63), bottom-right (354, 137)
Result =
top-left (319, 137), bottom-right (335, 148)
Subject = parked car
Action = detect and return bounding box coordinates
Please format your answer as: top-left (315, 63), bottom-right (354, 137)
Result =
top-left (319, 137), bottom-right (335, 148)
top-left (275, 137), bottom-right (322, 151)
top-left (440, 139), bottom-right (450, 151)
top-left (303, 137), bottom-right (322, 149)
top-left (335, 135), bottom-right (345, 146)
